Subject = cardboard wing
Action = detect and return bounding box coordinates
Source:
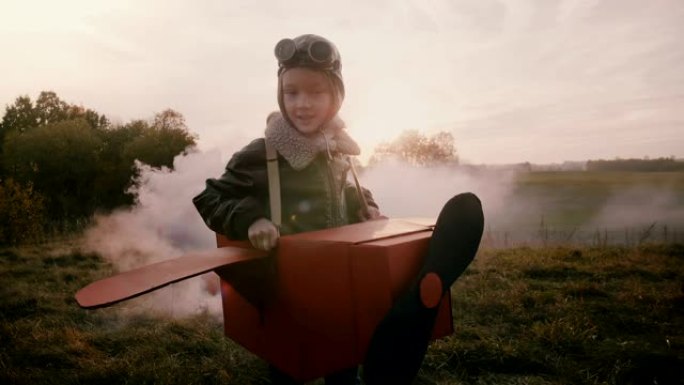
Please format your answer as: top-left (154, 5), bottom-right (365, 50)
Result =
top-left (75, 247), bottom-right (266, 309)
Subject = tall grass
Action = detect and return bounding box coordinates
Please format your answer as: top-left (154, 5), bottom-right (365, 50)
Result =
top-left (1, 242), bottom-right (682, 384)
top-left (421, 244), bottom-right (684, 385)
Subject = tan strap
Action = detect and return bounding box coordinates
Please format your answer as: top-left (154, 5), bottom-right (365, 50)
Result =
top-left (265, 139), bottom-right (282, 227)
top-left (348, 157), bottom-right (369, 217)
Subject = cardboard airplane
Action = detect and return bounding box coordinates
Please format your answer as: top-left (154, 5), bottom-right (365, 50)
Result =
top-left (76, 217), bottom-right (453, 382)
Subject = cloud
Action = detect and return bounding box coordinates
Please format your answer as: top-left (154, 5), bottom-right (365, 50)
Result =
top-left (2, 0), bottom-right (683, 164)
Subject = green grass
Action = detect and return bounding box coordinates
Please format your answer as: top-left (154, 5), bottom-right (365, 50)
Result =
top-left (0, 243), bottom-right (266, 385)
top-left (421, 244), bottom-right (684, 385)
top-left (1, 242), bottom-right (683, 384)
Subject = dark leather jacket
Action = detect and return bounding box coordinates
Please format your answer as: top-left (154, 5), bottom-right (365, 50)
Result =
top-left (193, 138), bottom-right (378, 239)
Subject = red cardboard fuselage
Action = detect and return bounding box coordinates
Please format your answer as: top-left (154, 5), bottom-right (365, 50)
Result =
top-left (216, 218), bottom-right (453, 382)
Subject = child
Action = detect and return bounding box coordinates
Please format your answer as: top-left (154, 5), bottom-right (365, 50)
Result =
top-left (193, 34), bottom-right (484, 385)
top-left (193, 34), bottom-right (379, 384)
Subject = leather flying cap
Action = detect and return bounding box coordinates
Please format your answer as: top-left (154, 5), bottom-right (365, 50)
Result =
top-left (276, 34), bottom-right (346, 127)
top-left (275, 34), bottom-right (342, 76)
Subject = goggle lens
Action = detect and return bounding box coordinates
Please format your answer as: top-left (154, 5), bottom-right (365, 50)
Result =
top-left (274, 39), bottom-right (297, 62)
top-left (308, 40), bottom-right (333, 63)
top-left (275, 37), bottom-right (336, 68)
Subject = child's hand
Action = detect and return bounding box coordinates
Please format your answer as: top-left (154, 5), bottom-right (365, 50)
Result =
top-left (248, 218), bottom-right (280, 251)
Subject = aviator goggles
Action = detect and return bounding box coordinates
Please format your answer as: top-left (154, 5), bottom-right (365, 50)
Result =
top-left (274, 37), bottom-right (340, 72)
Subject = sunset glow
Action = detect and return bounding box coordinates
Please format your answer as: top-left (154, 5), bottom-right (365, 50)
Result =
top-left (2, 0), bottom-right (682, 164)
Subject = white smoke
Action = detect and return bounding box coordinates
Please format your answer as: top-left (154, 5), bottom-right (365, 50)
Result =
top-left (81, 149), bottom-right (227, 317)
top-left (586, 187), bottom-right (684, 244)
top-left (362, 160), bottom-right (684, 246)
top-left (359, 159), bottom-right (517, 228)
top-left (80, 151), bottom-right (521, 317)
top-left (80, 146), bottom-right (684, 319)
top-left (589, 188), bottom-right (683, 228)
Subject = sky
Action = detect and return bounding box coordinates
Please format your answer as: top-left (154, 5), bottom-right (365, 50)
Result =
top-left (1, 0), bottom-right (683, 164)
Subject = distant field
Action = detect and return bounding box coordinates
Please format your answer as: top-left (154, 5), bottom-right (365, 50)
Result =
top-left (1, 242), bottom-right (683, 384)
top-left (487, 171), bottom-right (684, 246)
top-left (519, 171), bottom-right (684, 186)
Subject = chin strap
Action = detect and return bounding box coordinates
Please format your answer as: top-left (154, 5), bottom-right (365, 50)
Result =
top-left (265, 139), bottom-right (282, 228)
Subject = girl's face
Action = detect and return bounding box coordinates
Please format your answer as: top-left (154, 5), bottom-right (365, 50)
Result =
top-left (281, 68), bottom-right (334, 136)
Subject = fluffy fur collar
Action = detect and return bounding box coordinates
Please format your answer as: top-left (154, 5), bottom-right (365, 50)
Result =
top-left (264, 112), bottom-right (360, 170)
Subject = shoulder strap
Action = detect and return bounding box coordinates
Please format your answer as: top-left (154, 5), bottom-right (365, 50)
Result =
top-left (265, 139), bottom-right (282, 227)
top-left (348, 156), bottom-right (369, 217)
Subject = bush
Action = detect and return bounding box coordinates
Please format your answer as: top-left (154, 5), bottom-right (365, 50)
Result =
top-left (0, 178), bottom-right (46, 245)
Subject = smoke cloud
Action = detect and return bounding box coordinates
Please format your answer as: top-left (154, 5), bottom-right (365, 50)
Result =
top-left (81, 149), bottom-right (227, 317)
top-left (586, 187), bottom-right (684, 244)
top-left (81, 148), bottom-right (684, 318)
top-left (80, 150), bottom-right (521, 318)
top-left (360, 159), bottom-right (516, 223)
top-left (361, 160), bottom-right (684, 246)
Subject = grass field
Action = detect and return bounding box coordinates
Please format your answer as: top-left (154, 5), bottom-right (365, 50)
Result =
top-left (1, 241), bottom-right (683, 384)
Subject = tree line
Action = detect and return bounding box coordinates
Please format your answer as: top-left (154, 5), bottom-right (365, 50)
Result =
top-left (586, 157), bottom-right (684, 172)
top-left (0, 91), bottom-right (196, 244)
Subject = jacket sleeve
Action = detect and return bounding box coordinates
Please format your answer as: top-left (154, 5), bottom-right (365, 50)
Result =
top-left (344, 182), bottom-right (379, 223)
top-left (192, 139), bottom-right (269, 240)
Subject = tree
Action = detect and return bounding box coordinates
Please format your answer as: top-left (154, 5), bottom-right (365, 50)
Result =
top-left (369, 130), bottom-right (458, 166)
top-left (3, 119), bottom-right (103, 219)
top-left (35, 91), bottom-right (69, 126)
top-left (153, 108), bottom-right (187, 131)
top-left (1, 91), bottom-right (108, 134)
top-left (0, 91), bottom-right (109, 178)
top-left (79, 107), bottom-right (110, 130)
top-left (586, 157), bottom-right (684, 172)
top-left (0, 95), bottom-right (39, 135)
top-left (1, 92), bottom-right (198, 223)
top-left (1, 96), bottom-right (37, 176)
top-left (123, 109), bottom-right (197, 169)
top-left (92, 120), bottom-right (147, 209)
top-left (93, 110), bottom-right (197, 210)
top-left (0, 179), bottom-right (46, 245)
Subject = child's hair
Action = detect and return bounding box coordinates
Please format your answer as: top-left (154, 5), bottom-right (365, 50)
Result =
top-left (274, 34), bottom-right (345, 126)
